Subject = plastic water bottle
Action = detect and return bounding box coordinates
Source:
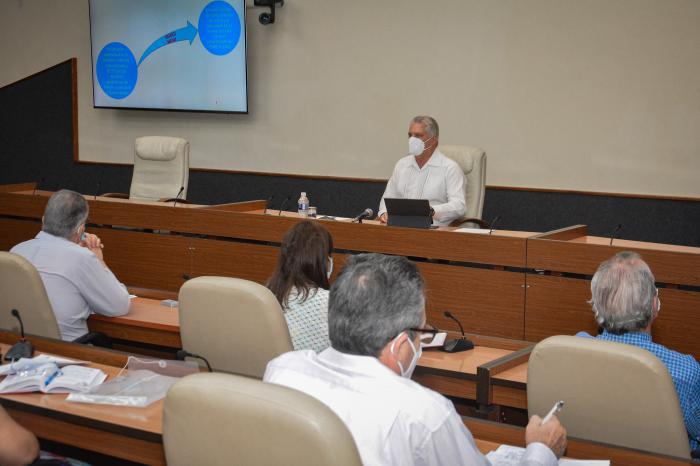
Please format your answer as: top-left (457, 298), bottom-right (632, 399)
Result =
top-left (298, 192), bottom-right (310, 217)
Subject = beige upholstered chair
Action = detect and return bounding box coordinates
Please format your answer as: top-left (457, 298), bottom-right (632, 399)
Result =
top-left (440, 145), bottom-right (488, 228)
top-left (130, 136), bottom-right (189, 201)
top-left (0, 252), bottom-right (61, 339)
top-left (104, 136), bottom-right (190, 201)
top-left (528, 335), bottom-right (691, 458)
top-left (178, 276), bottom-right (293, 377)
top-left (164, 372), bottom-right (362, 466)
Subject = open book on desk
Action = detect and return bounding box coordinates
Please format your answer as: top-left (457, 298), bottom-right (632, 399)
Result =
top-left (0, 363), bottom-right (106, 394)
top-left (487, 445), bottom-right (609, 466)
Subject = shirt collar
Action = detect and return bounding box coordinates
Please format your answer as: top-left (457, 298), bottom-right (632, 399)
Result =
top-left (410, 148), bottom-right (444, 170)
top-left (318, 347), bottom-right (399, 380)
top-left (36, 230), bottom-right (77, 245)
top-left (601, 330), bottom-right (652, 342)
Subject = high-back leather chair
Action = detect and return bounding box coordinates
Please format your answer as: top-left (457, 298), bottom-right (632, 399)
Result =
top-left (0, 252), bottom-right (61, 339)
top-left (440, 145), bottom-right (487, 228)
top-left (178, 276), bottom-right (293, 377)
top-left (528, 335), bottom-right (691, 458)
top-left (163, 372), bottom-right (362, 466)
top-left (129, 136), bottom-right (189, 201)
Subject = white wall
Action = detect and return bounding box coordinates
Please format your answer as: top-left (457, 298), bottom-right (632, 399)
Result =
top-left (2, 0), bottom-right (699, 197)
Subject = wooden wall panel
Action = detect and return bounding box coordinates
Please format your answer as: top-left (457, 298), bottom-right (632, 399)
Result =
top-left (189, 238), bottom-right (279, 285)
top-left (94, 228), bottom-right (189, 291)
top-left (0, 218), bottom-right (41, 251)
top-left (419, 263), bottom-right (525, 339)
top-left (525, 274), bottom-right (700, 360)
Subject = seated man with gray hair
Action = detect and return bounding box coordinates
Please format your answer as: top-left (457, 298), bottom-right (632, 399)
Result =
top-left (265, 253), bottom-right (566, 465)
top-left (580, 251), bottom-right (700, 450)
top-left (378, 116), bottom-right (467, 226)
top-left (11, 189), bottom-right (130, 341)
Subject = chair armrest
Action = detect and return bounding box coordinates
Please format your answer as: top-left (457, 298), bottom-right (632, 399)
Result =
top-left (100, 192), bottom-right (129, 199)
top-left (73, 332), bottom-right (113, 349)
top-left (159, 197), bottom-right (191, 204)
top-left (449, 217), bottom-right (490, 228)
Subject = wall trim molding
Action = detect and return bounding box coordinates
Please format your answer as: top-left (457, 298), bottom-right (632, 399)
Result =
top-left (73, 160), bottom-right (700, 201)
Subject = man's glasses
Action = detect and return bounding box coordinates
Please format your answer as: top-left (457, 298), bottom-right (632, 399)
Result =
top-left (409, 325), bottom-right (439, 341)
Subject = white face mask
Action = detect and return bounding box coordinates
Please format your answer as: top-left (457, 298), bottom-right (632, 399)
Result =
top-left (408, 136), bottom-right (433, 157)
top-left (390, 331), bottom-right (422, 378)
top-left (327, 257), bottom-right (333, 280)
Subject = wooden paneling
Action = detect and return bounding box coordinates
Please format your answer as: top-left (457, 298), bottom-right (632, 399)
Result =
top-left (419, 263), bottom-right (525, 339)
top-left (528, 238), bottom-right (700, 286)
top-left (94, 228), bottom-right (190, 291)
top-left (6, 409), bottom-right (165, 466)
top-left (190, 237), bottom-right (279, 284)
top-left (525, 274), bottom-right (700, 360)
top-left (0, 218), bottom-right (41, 251)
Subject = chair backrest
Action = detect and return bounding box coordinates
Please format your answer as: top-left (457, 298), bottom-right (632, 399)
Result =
top-left (528, 335), bottom-right (691, 458)
top-left (129, 136), bottom-right (189, 201)
top-left (163, 372), bottom-right (362, 466)
top-left (440, 145), bottom-right (487, 227)
top-left (178, 276), bottom-right (293, 377)
top-left (0, 252), bottom-right (61, 339)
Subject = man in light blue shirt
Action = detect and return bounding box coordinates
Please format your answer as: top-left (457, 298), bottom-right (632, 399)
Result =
top-left (579, 251), bottom-right (700, 451)
top-left (11, 189), bottom-right (130, 341)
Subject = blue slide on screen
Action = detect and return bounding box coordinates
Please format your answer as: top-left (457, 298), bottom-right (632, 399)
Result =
top-left (90, 0), bottom-right (247, 113)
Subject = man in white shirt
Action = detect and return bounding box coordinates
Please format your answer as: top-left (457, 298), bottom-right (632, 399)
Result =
top-left (378, 116), bottom-right (466, 227)
top-left (265, 253), bottom-right (566, 466)
top-left (11, 189), bottom-right (130, 341)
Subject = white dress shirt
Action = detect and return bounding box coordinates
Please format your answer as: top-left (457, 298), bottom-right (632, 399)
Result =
top-left (378, 149), bottom-right (467, 226)
top-left (264, 348), bottom-right (557, 466)
top-left (11, 231), bottom-right (130, 341)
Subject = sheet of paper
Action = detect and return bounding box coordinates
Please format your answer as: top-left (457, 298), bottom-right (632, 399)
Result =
top-left (454, 227), bottom-right (490, 235)
top-left (486, 445), bottom-right (609, 466)
top-left (421, 332), bottom-right (447, 349)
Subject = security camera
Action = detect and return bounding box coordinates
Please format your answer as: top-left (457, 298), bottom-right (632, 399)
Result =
top-left (254, 0), bottom-right (283, 25)
top-left (259, 12), bottom-right (273, 25)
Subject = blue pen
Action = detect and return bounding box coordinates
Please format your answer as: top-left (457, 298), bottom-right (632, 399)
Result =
top-left (44, 370), bottom-right (62, 387)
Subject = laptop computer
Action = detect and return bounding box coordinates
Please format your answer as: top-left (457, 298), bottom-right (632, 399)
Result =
top-left (384, 198), bottom-right (432, 229)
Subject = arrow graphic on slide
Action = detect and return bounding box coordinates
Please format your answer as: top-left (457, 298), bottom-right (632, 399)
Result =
top-left (137, 20), bottom-right (198, 67)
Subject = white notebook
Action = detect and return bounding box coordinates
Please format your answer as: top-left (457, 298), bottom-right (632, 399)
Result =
top-left (487, 445), bottom-right (610, 466)
top-left (0, 363), bottom-right (106, 394)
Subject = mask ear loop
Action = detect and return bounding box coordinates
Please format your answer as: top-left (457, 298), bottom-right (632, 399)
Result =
top-left (115, 356), bottom-right (168, 378)
top-left (390, 332), bottom-right (407, 376)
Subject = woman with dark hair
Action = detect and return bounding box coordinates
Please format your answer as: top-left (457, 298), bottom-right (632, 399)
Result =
top-left (267, 220), bottom-right (334, 352)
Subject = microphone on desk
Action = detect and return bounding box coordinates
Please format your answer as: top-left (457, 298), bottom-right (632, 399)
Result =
top-left (94, 181), bottom-right (101, 200)
top-left (353, 208), bottom-right (374, 224)
top-left (489, 216), bottom-right (501, 235)
top-left (263, 195), bottom-right (275, 215)
top-left (278, 196), bottom-right (291, 216)
top-left (5, 309), bottom-right (34, 361)
top-left (609, 224), bottom-right (623, 246)
top-left (441, 311), bottom-right (474, 353)
top-left (32, 177), bottom-right (46, 197)
top-left (172, 186), bottom-right (185, 207)
top-left (176, 349), bottom-right (213, 372)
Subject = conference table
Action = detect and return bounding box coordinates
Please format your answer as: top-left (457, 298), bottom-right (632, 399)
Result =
top-left (1, 182), bottom-right (697, 360)
top-left (0, 331), bottom-right (692, 466)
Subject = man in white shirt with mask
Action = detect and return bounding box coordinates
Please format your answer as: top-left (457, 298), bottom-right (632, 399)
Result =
top-left (264, 253), bottom-right (566, 466)
top-left (378, 116), bottom-right (466, 226)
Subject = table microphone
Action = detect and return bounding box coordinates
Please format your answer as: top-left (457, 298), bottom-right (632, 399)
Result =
top-left (489, 216), bottom-right (501, 235)
top-left (32, 177), bottom-right (45, 196)
top-left (176, 349), bottom-right (213, 372)
top-left (94, 181), bottom-right (101, 200)
top-left (441, 311), bottom-right (474, 353)
top-left (609, 224), bottom-right (623, 246)
top-left (353, 208), bottom-right (374, 224)
top-left (5, 309), bottom-right (34, 361)
top-left (263, 195), bottom-right (275, 215)
top-left (278, 196), bottom-right (291, 216)
top-left (172, 186), bottom-right (185, 207)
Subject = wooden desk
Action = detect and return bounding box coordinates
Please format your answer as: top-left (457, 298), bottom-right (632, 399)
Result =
top-left (0, 184), bottom-right (535, 340)
top-left (467, 417), bottom-right (694, 466)
top-left (0, 330), bottom-right (165, 465)
top-left (526, 225), bottom-right (700, 359)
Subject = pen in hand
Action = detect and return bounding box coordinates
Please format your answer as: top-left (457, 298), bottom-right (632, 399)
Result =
top-left (541, 400), bottom-right (564, 425)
